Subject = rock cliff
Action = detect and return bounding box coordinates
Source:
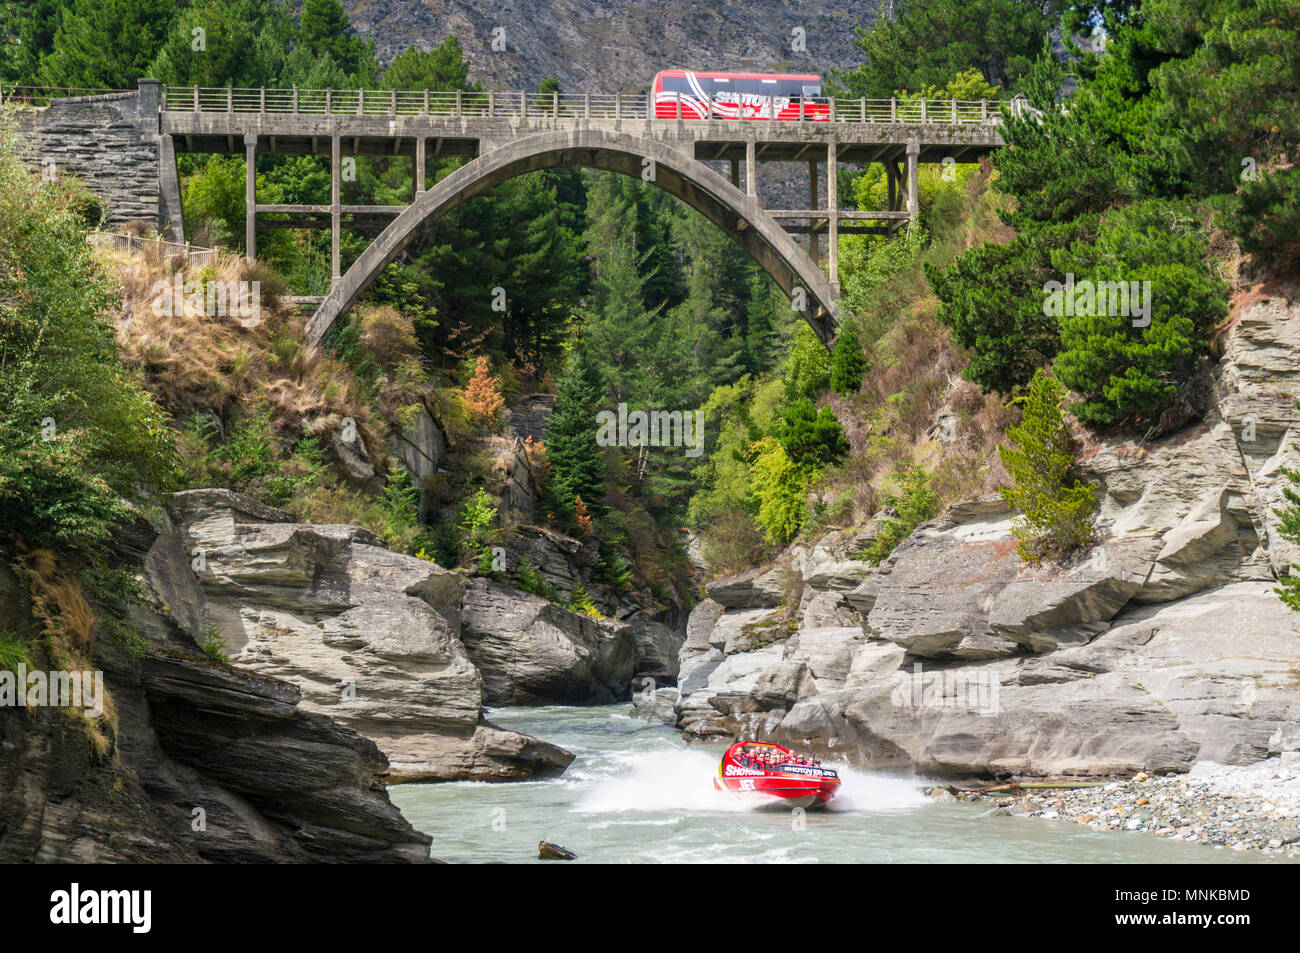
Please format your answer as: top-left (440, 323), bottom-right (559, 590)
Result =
top-left (670, 280), bottom-right (1300, 779)
top-left (0, 525), bottom-right (432, 863)
top-left (163, 488), bottom-right (575, 782)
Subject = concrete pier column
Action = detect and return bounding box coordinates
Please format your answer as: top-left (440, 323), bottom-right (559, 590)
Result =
top-left (729, 157), bottom-right (740, 187)
top-left (906, 140), bottom-right (920, 221)
top-left (808, 158), bottom-right (820, 265)
top-left (415, 137), bottom-right (426, 193)
top-left (331, 135), bottom-right (341, 285)
top-left (827, 139), bottom-right (839, 288)
top-left (745, 139), bottom-right (756, 196)
top-left (244, 134), bottom-right (257, 260)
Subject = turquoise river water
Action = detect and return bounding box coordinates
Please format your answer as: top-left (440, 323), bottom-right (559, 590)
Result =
top-left (389, 705), bottom-right (1292, 864)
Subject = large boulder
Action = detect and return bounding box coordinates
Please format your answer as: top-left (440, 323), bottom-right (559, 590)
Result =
top-left (459, 578), bottom-right (636, 705)
top-left (628, 616), bottom-right (684, 685)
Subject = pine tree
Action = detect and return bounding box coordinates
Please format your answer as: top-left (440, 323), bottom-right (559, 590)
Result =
top-left (299, 0), bottom-right (371, 77)
top-left (776, 397), bottom-right (849, 469)
top-left (37, 0), bottom-right (179, 88)
top-left (829, 321), bottom-right (868, 396)
top-left (998, 370), bottom-right (1097, 564)
top-left (545, 346), bottom-right (607, 519)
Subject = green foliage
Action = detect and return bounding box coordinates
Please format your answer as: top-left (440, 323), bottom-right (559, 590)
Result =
top-left (830, 321), bottom-right (868, 396)
top-left (459, 487), bottom-right (497, 554)
top-left (181, 154), bottom-right (246, 248)
top-left (748, 437), bottom-right (810, 545)
top-left (997, 371), bottom-right (1097, 564)
top-left (929, 216), bottom-right (1096, 394)
top-left (567, 579), bottom-right (602, 619)
top-left (832, 0), bottom-right (1063, 97)
top-left (379, 464), bottom-right (421, 536)
top-left (1274, 404), bottom-right (1300, 612)
top-left (0, 629), bottom-right (32, 675)
top-left (199, 626), bottom-right (229, 663)
top-left (0, 113), bottom-right (175, 558)
top-left (512, 556), bottom-right (560, 602)
top-left (595, 542), bottom-right (632, 594)
top-left (381, 36), bottom-right (472, 92)
top-left (546, 345), bottom-right (607, 518)
top-left (1050, 200), bottom-right (1229, 428)
top-left (783, 323), bottom-right (832, 401)
top-left (37, 0), bottom-right (178, 88)
top-left (1229, 167), bottom-right (1300, 271)
top-left (776, 397), bottom-right (849, 469)
top-left (856, 465), bottom-right (939, 565)
top-left (300, 0), bottom-right (372, 75)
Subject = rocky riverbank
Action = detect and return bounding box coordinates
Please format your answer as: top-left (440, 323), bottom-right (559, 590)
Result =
top-left (657, 278), bottom-right (1300, 783)
top-left (953, 753), bottom-right (1300, 858)
top-left (0, 520), bottom-right (433, 863)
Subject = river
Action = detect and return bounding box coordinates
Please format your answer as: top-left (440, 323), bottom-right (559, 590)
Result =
top-left (389, 705), bottom-right (1284, 864)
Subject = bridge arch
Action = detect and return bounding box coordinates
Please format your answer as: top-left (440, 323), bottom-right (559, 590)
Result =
top-left (305, 129), bottom-right (839, 346)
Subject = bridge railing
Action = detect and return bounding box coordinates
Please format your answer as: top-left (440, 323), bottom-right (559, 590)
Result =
top-left (161, 86), bottom-right (1003, 125)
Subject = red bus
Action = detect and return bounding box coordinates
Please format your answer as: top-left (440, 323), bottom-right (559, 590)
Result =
top-left (652, 70), bottom-right (829, 120)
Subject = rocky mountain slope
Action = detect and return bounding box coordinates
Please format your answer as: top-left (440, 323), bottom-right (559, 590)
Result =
top-left (639, 277), bottom-right (1300, 779)
top-left (347, 0), bottom-right (879, 92)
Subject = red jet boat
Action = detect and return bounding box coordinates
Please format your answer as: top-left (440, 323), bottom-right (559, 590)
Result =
top-left (713, 741), bottom-right (841, 809)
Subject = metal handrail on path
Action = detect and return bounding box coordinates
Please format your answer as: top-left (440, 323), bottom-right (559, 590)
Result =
top-left (89, 230), bottom-right (218, 268)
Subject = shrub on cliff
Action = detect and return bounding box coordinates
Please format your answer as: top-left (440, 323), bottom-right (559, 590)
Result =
top-left (998, 371), bottom-right (1097, 564)
top-left (0, 111), bottom-right (175, 559)
top-left (776, 397), bottom-right (850, 469)
top-left (829, 321), bottom-right (868, 396)
top-left (749, 437), bottom-right (809, 545)
top-left (856, 464), bottom-right (938, 565)
top-left (1274, 405), bottom-right (1300, 613)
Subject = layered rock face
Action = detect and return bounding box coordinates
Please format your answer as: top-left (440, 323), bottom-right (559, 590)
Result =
top-left (163, 489), bottom-right (573, 782)
top-left (674, 281), bottom-right (1300, 779)
top-left (460, 579), bottom-right (636, 705)
top-left (0, 532), bottom-right (431, 863)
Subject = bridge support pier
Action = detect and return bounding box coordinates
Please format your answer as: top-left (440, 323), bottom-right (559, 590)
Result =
top-left (745, 140), bottom-right (756, 196)
top-left (808, 159), bottom-right (820, 266)
top-left (415, 138), bottom-right (426, 193)
top-left (729, 157), bottom-right (740, 188)
top-left (244, 135), bottom-right (257, 261)
top-left (827, 139), bottom-right (839, 291)
top-left (331, 135), bottom-right (341, 285)
top-left (906, 140), bottom-right (919, 220)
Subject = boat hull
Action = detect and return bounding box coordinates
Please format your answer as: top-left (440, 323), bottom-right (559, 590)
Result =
top-left (714, 741), bottom-right (840, 809)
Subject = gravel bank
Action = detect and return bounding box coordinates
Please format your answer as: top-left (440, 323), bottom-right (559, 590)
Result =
top-left (948, 757), bottom-right (1300, 858)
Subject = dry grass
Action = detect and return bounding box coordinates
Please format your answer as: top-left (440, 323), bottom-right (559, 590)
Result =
top-left (11, 548), bottom-right (118, 757)
top-left (107, 247), bottom-right (388, 469)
